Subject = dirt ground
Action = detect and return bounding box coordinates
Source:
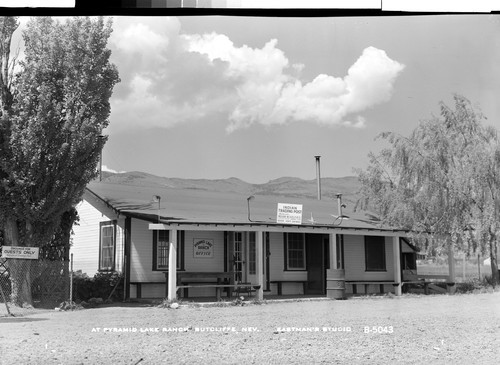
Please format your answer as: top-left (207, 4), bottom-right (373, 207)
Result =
top-left (1, 292), bottom-right (499, 365)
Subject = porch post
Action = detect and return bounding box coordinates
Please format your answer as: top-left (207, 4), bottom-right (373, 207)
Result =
top-left (330, 233), bottom-right (337, 270)
top-left (393, 236), bottom-right (402, 296)
top-left (255, 230), bottom-right (264, 300)
top-left (167, 229), bottom-right (178, 300)
top-left (448, 241), bottom-right (456, 294)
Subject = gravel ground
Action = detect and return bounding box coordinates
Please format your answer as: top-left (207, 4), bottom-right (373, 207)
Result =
top-left (1, 292), bottom-right (499, 365)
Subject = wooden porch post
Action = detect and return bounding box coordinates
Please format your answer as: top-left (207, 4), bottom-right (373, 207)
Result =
top-left (330, 233), bottom-right (337, 270)
top-left (167, 229), bottom-right (178, 301)
top-left (393, 236), bottom-right (402, 296)
top-left (256, 230), bottom-right (264, 300)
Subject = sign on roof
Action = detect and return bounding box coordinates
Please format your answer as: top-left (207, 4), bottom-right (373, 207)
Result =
top-left (1, 246), bottom-right (40, 260)
top-left (276, 203), bottom-right (303, 224)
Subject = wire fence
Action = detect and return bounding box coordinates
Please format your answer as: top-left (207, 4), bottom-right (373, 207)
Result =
top-left (0, 257), bottom-right (69, 317)
top-left (417, 254), bottom-right (495, 283)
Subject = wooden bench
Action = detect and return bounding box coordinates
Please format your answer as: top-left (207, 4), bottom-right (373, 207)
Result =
top-left (402, 275), bottom-right (455, 295)
top-left (177, 281), bottom-right (221, 298)
top-left (270, 280), bottom-right (308, 296)
top-left (177, 284), bottom-right (260, 301)
top-left (345, 281), bottom-right (397, 295)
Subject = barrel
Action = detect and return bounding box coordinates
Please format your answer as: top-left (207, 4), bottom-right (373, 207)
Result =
top-left (326, 269), bottom-right (346, 299)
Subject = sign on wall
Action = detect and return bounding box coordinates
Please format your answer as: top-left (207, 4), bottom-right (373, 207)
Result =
top-left (1, 246), bottom-right (40, 260)
top-left (276, 203), bottom-right (303, 224)
top-left (193, 239), bottom-right (214, 258)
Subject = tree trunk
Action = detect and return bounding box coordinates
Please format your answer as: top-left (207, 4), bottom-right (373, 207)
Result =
top-left (489, 234), bottom-right (499, 286)
top-left (4, 217), bottom-right (33, 306)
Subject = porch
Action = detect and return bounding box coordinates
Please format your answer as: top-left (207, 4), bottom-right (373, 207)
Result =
top-left (139, 224), bottom-right (416, 301)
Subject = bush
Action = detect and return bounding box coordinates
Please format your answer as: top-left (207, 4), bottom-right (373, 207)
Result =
top-left (482, 274), bottom-right (496, 287)
top-left (456, 276), bottom-right (496, 294)
top-left (72, 270), bottom-right (123, 303)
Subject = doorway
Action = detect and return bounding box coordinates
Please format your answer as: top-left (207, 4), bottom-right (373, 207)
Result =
top-left (228, 232), bottom-right (267, 286)
top-left (306, 234), bottom-right (327, 294)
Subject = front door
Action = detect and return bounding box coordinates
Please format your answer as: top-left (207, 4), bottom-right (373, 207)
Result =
top-left (306, 234), bottom-right (326, 294)
top-left (232, 232), bottom-right (245, 283)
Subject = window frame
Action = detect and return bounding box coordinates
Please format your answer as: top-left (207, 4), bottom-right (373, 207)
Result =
top-left (336, 234), bottom-right (345, 270)
top-left (248, 232), bottom-right (256, 275)
top-left (364, 235), bottom-right (387, 272)
top-left (284, 232), bottom-right (306, 271)
top-left (152, 230), bottom-right (184, 271)
top-left (98, 220), bottom-right (116, 272)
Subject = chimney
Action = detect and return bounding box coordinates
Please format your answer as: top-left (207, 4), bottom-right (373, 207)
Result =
top-left (336, 193), bottom-right (345, 217)
top-left (314, 156), bottom-right (321, 200)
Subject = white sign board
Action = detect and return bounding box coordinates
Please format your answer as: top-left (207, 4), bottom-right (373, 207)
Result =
top-left (193, 239), bottom-right (214, 258)
top-left (1, 246), bottom-right (40, 260)
top-left (276, 203), bottom-right (303, 224)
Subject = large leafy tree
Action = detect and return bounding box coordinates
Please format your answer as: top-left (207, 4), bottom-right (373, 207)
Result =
top-left (356, 95), bottom-right (499, 284)
top-left (0, 17), bottom-right (120, 305)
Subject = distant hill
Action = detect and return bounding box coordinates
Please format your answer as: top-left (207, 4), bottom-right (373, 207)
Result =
top-left (98, 171), bottom-right (362, 205)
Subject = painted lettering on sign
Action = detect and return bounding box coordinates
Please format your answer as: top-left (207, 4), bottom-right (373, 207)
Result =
top-left (193, 239), bottom-right (214, 258)
top-left (276, 203), bottom-right (303, 224)
top-left (1, 246), bottom-right (40, 260)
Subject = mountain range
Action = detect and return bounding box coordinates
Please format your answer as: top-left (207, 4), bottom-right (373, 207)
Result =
top-left (98, 171), bottom-right (362, 206)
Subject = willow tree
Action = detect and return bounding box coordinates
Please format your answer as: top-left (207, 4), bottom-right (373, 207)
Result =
top-left (0, 17), bottom-right (120, 305)
top-left (356, 95), bottom-right (499, 284)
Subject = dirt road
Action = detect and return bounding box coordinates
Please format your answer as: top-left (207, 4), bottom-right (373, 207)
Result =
top-left (1, 292), bottom-right (499, 364)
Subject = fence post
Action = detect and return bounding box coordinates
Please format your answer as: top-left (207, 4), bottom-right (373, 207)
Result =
top-left (478, 254), bottom-right (481, 279)
top-left (462, 253), bottom-right (465, 281)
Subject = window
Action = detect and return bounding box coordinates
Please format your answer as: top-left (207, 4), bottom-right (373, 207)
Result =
top-left (153, 230), bottom-right (184, 271)
top-left (248, 232), bottom-right (256, 275)
top-left (365, 236), bottom-right (386, 271)
top-left (99, 221), bottom-right (116, 271)
top-left (284, 233), bottom-right (306, 270)
top-left (336, 234), bottom-right (345, 270)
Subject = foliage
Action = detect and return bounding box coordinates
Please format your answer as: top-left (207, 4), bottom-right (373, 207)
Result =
top-left (73, 270), bottom-right (123, 302)
top-left (157, 298), bottom-right (182, 309)
top-left (57, 300), bottom-right (84, 311)
top-left (455, 276), bottom-right (498, 294)
top-left (0, 16), bottom-right (119, 305)
top-left (356, 95), bottom-right (499, 284)
top-left (1, 17), bottom-right (120, 246)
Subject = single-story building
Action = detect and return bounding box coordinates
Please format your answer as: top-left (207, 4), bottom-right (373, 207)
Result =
top-left (71, 180), bottom-right (424, 301)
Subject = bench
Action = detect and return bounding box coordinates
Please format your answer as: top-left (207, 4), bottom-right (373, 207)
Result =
top-left (177, 281), bottom-right (222, 298)
top-left (177, 284), bottom-right (261, 301)
top-left (270, 280), bottom-right (308, 296)
top-left (402, 275), bottom-right (455, 295)
top-left (345, 281), bottom-right (397, 295)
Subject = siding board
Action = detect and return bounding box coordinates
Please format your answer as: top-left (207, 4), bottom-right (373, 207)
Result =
top-left (72, 199), bottom-right (124, 276)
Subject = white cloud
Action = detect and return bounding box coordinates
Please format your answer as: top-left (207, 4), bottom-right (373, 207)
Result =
top-left (101, 165), bottom-right (126, 174)
top-left (107, 18), bottom-right (405, 134)
top-left (224, 46), bottom-right (404, 132)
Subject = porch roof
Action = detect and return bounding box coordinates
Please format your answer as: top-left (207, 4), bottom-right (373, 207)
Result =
top-left (85, 181), bottom-right (409, 235)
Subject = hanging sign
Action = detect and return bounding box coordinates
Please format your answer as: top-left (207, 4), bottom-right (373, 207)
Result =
top-left (276, 203), bottom-right (303, 224)
top-left (193, 239), bottom-right (214, 258)
top-left (1, 246), bottom-right (40, 260)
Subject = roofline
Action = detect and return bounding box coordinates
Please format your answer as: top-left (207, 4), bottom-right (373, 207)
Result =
top-left (84, 187), bottom-right (122, 216)
top-left (83, 187), bottom-right (412, 236)
top-left (148, 222), bottom-right (411, 237)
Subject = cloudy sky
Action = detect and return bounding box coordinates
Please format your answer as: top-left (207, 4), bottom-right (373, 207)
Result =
top-left (16, 15), bottom-right (500, 183)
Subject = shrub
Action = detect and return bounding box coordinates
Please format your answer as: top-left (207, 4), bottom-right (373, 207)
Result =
top-left (456, 277), bottom-right (496, 294)
top-left (72, 270), bottom-right (123, 302)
